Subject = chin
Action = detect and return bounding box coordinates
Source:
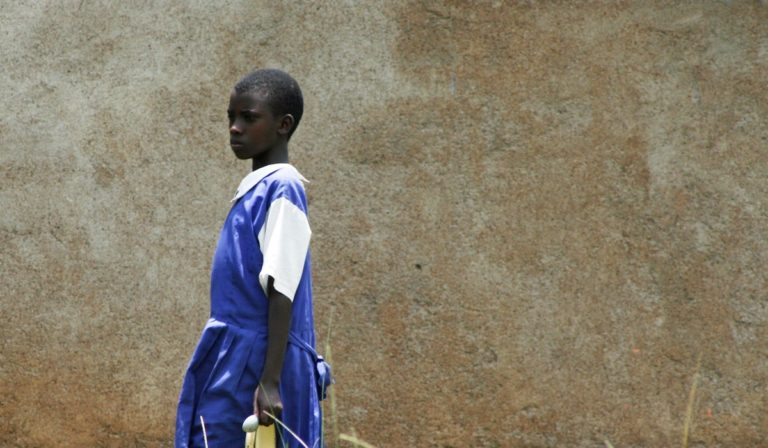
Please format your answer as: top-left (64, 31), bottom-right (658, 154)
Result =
top-left (231, 147), bottom-right (253, 160)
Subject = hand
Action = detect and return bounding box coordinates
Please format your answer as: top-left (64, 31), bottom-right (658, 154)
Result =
top-left (253, 382), bottom-right (282, 426)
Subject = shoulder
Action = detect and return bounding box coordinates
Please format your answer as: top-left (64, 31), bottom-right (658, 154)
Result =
top-left (266, 166), bottom-right (308, 188)
top-left (233, 163), bottom-right (308, 203)
top-left (263, 166), bottom-right (309, 209)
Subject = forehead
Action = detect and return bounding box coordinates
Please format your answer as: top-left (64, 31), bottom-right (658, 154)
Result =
top-left (228, 89), bottom-right (272, 111)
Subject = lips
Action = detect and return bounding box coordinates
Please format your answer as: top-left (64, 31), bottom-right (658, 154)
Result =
top-left (230, 140), bottom-right (244, 147)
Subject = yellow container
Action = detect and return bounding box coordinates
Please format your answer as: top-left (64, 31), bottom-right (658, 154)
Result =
top-left (245, 424), bottom-right (276, 448)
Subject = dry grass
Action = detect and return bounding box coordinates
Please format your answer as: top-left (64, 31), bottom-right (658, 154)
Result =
top-left (681, 352), bottom-right (703, 448)
top-left (339, 433), bottom-right (379, 448)
top-left (604, 350), bottom-right (704, 448)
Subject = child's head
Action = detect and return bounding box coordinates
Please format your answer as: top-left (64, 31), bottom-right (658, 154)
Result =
top-left (233, 69), bottom-right (303, 140)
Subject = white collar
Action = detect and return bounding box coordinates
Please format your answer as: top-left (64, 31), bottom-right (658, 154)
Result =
top-left (232, 163), bottom-right (308, 202)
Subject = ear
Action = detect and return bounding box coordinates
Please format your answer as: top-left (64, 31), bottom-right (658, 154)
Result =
top-left (277, 114), bottom-right (295, 136)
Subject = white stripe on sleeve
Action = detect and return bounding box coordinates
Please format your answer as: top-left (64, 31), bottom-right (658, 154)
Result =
top-left (257, 197), bottom-right (311, 301)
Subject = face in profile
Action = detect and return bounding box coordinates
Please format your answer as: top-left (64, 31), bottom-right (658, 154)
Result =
top-left (227, 90), bottom-right (285, 160)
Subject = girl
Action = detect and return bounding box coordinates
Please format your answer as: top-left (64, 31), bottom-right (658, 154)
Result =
top-left (175, 69), bottom-right (322, 448)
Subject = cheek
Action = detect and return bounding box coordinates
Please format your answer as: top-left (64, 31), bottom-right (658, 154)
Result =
top-left (243, 124), bottom-right (260, 138)
top-left (249, 123), bottom-right (273, 139)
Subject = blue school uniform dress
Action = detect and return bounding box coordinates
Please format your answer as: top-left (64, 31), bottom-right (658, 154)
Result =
top-left (175, 163), bottom-right (321, 448)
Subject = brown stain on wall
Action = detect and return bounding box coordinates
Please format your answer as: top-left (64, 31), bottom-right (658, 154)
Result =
top-left (2, 1), bottom-right (768, 446)
top-left (332, 1), bottom-right (768, 446)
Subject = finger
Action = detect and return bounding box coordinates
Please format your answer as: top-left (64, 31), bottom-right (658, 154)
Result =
top-left (258, 408), bottom-right (272, 426)
top-left (260, 404), bottom-right (282, 427)
top-left (253, 387), bottom-right (261, 415)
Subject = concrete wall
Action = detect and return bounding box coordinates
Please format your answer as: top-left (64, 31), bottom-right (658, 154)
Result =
top-left (2, 1), bottom-right (766, 446)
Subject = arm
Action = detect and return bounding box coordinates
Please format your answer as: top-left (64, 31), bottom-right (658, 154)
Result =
top-left (253, 177), bottom-right (310, 425)
top-left (254, 276), bottom-right (293, 426)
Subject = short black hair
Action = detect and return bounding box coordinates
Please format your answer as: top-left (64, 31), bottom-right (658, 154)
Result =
top-left (234, 69), bottom-right (304, 140)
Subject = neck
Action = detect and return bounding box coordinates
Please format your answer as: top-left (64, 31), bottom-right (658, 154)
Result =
top-left (252, 143), bottom-right (289, 171)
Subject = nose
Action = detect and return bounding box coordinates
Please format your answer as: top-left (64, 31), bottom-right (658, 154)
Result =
top-left (230, 123), bottom-right (242, 135)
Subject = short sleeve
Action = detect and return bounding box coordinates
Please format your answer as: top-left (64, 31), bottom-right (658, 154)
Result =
top-left (257, 183), bottom-right (311, 301)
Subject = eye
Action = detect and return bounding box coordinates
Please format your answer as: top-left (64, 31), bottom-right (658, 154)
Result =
top-left (242, 111), bottom-right (256, 123)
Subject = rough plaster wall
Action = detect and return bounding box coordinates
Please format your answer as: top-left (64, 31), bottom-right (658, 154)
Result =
top-left (1, 1), bottom-right (767, 447)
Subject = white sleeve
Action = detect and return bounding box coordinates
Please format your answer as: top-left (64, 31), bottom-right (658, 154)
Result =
top-left (257, 197), bottom-right (311, 301)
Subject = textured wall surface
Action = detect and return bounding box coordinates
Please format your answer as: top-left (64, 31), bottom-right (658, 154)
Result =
top-left (2, 1), bottom-right (767, 447)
